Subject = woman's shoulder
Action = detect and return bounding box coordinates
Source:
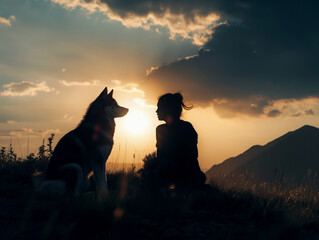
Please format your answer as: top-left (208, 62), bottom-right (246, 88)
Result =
top-left (179, 120), bottom-right (197, 135)
top-left (156, 123), bottom-right (167, 129)
top-left (156, 121), bottom-right (196, 133)
top-left (180, 120), bottom-right (195, 129)
top-left (156, 123), bottom-right (167, 133)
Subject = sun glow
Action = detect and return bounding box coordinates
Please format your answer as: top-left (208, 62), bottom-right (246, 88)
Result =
top-left (123, 111), bottom-right (148, 135)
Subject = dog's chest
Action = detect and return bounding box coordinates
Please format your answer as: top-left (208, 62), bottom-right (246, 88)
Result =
top-left (97, 144), bottom-right (113, 160)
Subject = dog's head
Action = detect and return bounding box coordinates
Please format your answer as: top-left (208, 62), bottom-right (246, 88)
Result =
top-left (97, 87), bottom-right (129, 118)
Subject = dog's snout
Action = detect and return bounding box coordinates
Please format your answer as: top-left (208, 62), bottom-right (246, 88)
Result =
top-left (123, 107), bottom-right (129, 115)
top-left (115, 106), bottom-right (128, 118)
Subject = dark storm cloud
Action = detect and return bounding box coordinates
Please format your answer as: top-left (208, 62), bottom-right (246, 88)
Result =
top-left (144, 1), bottom-right (319, 117)
top-left (52, 0), bottom-right (225, 45)
top-left (53, 0), bottom-right (319, 117)
top-left (81, 0), bottom-right (221, 18)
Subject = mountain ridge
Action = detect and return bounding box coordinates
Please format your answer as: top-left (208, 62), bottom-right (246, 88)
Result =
top-left (206, 125), bottom-right (319, 183)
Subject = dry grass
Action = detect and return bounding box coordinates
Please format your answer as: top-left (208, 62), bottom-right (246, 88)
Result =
top-left (210, 174), bottom-right (319, 226)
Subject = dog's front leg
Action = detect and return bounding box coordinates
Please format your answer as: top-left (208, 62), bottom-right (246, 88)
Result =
top-left (92, 160), bottom-right (107, 192)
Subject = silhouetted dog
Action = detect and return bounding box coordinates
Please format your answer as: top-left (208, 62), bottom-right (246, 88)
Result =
top-left (41, 87), bottom-right (128, 196)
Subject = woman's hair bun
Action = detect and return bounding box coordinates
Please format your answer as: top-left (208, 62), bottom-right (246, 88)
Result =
top-left (173, 92), bottom-right (183, 103)
top-left (174, 92), bottom-right (193, 110)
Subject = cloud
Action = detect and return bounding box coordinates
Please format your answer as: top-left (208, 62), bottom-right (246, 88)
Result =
top-left (264, 98), bottom-right (319, 118)
top-left (0, 15), bottom-right (15, 26)
top-left (114, 84), bottom-right (145, 95)
top-left (62, 114), bottom-right (73, 121)
top-left (144, 1), bottom-right (319, 117)
top-left (1, 81), bottom-right (55, 96)
top-left (54, 114), bottom-right (74, 122)
top-left (305, 109), bottom-right (315, 116)
top-left (291, 109), bottom-right (315, 117)
top-left (59, 79), bottom-right (101, 86)
top-left (111, 80), bottom-right (145, 96)
top-left (133, 98), bottom-right (156, 109)
top-left (0, 128), bottom-right (62, 137)
top-left (55, 113), bottom-right (74, 122)
top-left (266, 109), bottom-right (282, 118)
top-left (0, 120), bottom-right (17, 126)
top-left (51, 0), bottom-right (223, 45)
top-left (291, 112), bottom-right (301, 117)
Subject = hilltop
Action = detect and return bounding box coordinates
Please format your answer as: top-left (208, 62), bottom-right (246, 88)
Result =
top-left (206, 125), bottom-right (319, 184)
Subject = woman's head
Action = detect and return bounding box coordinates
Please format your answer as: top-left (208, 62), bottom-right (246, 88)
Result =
top-left (156, 93), bottom-right (192, 122)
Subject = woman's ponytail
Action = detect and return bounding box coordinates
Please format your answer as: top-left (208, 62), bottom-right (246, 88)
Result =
top-left (174, 92), bottom-right (193, 111)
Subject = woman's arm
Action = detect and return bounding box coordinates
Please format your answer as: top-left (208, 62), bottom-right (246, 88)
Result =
top-left (156, 125), bottom-right (164, 158)
top-left (186, 124), bottom-right (201, 171)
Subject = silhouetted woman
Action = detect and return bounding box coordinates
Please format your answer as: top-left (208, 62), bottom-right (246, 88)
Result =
top-left (155, 93), bottom-right (206, 187)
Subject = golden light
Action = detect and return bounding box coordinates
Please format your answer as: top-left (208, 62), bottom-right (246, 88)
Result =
top-left (123, 111), bottom-right (148, 135)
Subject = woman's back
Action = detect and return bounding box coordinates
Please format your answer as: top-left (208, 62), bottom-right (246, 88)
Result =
top-left (156, 120), bottom-right (204, 185)
top-left (157, 120), bottom-right (198, 164)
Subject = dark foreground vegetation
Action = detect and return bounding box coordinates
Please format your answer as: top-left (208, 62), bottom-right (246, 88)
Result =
top-left (0, 138), bottom-right (319, 240)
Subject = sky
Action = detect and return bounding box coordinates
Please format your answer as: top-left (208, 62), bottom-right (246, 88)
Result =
top-left (0, 0), bottom-right (318, 170)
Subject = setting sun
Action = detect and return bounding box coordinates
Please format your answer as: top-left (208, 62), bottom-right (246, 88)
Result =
top-left (123, 111), bottom-right (148, 135)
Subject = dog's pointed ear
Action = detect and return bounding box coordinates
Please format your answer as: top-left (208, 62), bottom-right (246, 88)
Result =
top-left (98, 87), bottom-right (108, 99)
top-left (108, 89), bottom-right (114, 98)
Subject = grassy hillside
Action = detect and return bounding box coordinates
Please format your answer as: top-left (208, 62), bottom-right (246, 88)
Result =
top-left (0, 138), bottom-right (318, 239)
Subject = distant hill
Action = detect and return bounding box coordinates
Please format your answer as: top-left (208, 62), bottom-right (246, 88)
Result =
top-left (206, 125), bottom-right (319, 183)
